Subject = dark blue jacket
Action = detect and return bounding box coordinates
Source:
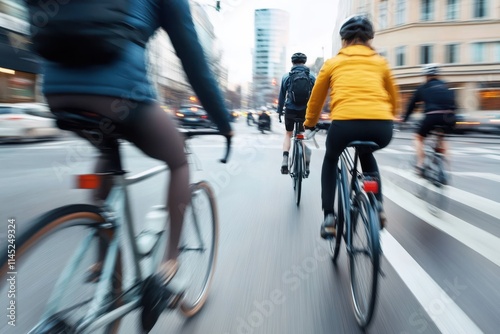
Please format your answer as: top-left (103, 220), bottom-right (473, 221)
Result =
top-left (42, 0), bottom-right (231, 134)
top-left (277, 65), bottom-right (316, 114)
top-left (404, 78), bottom-right (457, 122)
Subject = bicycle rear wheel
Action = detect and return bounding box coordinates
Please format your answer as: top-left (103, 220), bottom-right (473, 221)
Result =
top-left (348, 192), bottom-right (380, 328)
top-left (294, 143), bottom-right (303, 206)
top-left (0, 205), bottom-right (122, 334)
top-left (179, 181), bottom-right (219, 317)
top-left (418, 156), bottom-right (448, 215)
top-left (330, 167), bottom-right (345, 263)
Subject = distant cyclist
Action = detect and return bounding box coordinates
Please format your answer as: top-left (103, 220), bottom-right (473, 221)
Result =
top-left (304, 15), bottom-right (399, 237)
top-left (277, 52), bottom-right (316, 176)
top-left (30, 0), bottom-right (232, 330)
top-left (402, 63), bottom-right (457, 176)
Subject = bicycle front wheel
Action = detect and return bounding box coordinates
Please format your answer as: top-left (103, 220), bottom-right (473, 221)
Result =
top-left (348, 192), bottom-right (381, 328)
top-left (0, 205), bottom-right (122, 334)
top-left (179, 181), bottom-right (219, 317)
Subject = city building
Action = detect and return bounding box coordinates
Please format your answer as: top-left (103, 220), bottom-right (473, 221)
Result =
top-left (0, 0), bottom-right (40, 103)
top-left (146, 0), bottom-right (228, 109)
top-left (0, 1), bottom-right (226, 109)
top-left (253, 8), bottom-right (290, 108)
top-left (332, 1), bottom-right (354, 55)
top-left (336, 0), bottom-right (500, 114)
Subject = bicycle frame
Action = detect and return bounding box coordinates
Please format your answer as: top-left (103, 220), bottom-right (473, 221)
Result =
top-left (289, 120), bottom-right (306, 179)
top-left (337, 148), bottom-right (378, 253)
top-left (31, 131), bottom-right (231, 333)
top-left (31, 165), bottom-right (169, 334)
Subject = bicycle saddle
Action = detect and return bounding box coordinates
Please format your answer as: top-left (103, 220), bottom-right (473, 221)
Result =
top-left (347, 141), bottom-right (379, 153)
top-left (52, 110), bottom-right (123, 139)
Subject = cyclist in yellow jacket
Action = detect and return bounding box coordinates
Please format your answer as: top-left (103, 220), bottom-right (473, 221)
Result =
top-left (304, 15), bottom-right (399, 238)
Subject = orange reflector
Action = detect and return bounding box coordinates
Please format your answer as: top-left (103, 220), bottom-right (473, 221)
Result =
top-left (76, 174), bottom-right (101, 189)
top-left (363, 180), bottom-right (379, 193)
top-left (296, 133), bottom-right (305, 139)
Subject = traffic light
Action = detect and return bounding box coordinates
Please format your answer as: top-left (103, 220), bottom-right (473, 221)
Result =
top-left (216, 1), bottom-right (221, 11)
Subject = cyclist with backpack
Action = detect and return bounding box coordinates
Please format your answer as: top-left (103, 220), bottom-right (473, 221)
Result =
top-left (24, 0), bottom-right (232, 331)
top-left (277, 52), bottom-right (316, 175)
top-left (402, 63), bottom-right (457, 177)
top-left (303, 15), bottom-right (399, 237)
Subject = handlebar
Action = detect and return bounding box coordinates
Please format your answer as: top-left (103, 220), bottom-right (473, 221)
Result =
top-left (179, 129), bottom-right (232, 164)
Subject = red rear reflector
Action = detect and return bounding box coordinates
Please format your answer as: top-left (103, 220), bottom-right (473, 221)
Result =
top-left (8, 116), bottom-right (24, 120)
top-left (76, 174), bottom-right (101, 189)
top-left (363, 180), bottom-right (379, 193)
top-left (296, 134), bottom-right (305, 139)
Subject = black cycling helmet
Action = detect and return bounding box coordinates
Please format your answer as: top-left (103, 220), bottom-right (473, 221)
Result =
top-left (291, 52), bottom-right (307, 64)
top-left (339, 15), bottom-right (374, 42)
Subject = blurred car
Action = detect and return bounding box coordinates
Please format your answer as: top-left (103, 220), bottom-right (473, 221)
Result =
top-left (174, 104), bottom-right (215, 129)
top-left (0, 103), bottom-right (62, 141)
top-left (453, 113), bottom-right (480, 134)
top-left (317, 111), bottom-right (331, 130)
top-left (228, 110), bottom-right (240, 122)
top-left (475, 113), bottom-right (500, 135)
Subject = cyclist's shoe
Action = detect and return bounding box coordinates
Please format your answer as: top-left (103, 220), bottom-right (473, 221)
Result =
top-left (141, 261), bottom-right (186, 332)
top-left (320, 214), bottom-right (337, 239)
top-left (304, 162), bottom-right (310, 178)
top-left (281, 155), bottom-right (289, 174)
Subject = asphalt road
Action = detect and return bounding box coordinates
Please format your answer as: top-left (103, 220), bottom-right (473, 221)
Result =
top-left (1, 115), bottom-right (499, 334)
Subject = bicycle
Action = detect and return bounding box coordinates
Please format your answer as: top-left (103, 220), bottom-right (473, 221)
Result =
top-left (328, 141), bottom-right (382, 329)
top-left (288, 118), bottom-right (318, 206)
top-left (0, 110), bottom-right (231, 333)
top-left (414, 126), bottom-right (450, 215)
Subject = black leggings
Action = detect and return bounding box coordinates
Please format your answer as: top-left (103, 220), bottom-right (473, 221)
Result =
top-left (321, 120), bottom-right (393, 213)
top-left (46, 94), bottom-right (189, 260)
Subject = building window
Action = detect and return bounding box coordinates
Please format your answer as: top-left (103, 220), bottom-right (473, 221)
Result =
top-left (378, 2), bottom-right (388, 30)
top-left (473, 0), bottom-right (487, 18)
top-left (396, 46), bottom-right (406, 66)
top-left (445, 44), bottom-right (460, 63)
top-left (472, 42), bottom-right (486, 62)
top-left (421, 0), bottom-right (434, 21)
top-left (495, 42), bottom-right (500, 62)
top-left (447, 0), bottom-right (459, 20)
top-left (395, 0), bottom-right (406, 25)
top-left (420, 45), bottom-right (433, 64)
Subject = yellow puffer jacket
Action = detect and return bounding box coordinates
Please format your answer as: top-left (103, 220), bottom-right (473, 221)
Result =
top-left (304, 45), bottom-right (399, 128)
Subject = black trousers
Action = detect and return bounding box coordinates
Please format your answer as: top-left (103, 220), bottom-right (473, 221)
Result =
top-left (321, 120), bottom-right (394, 212)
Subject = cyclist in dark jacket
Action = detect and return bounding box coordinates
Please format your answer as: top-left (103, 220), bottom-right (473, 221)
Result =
top-left (277, 52), bottom-right (316, 175)
top-left (403, 63), bottom-right (456, 175)
top-left (40, 0), bottom-right (232, 329)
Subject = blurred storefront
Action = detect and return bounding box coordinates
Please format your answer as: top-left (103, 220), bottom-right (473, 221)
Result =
top-left (0, 3), bottom-right (40, 103)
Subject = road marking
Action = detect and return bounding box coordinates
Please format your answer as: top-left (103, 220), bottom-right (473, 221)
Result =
top-left (381, 230), bottom-right (483, 334)
top-left (449, 171), bottom-right (500, 183)
top-left (381, 165), bottom-right (500, 220)
top-left (482, 154), bottom-right (500, 161)
top-left (382, 177), bottom-right (500, 267)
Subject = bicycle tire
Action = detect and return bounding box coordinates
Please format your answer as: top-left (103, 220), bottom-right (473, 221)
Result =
top-left (330, 166), bottom-right (345, 263)
top-left (179, 181), bottom-right (219, 317)
top-left (348, 191), bottom-right (380, 328)
top-left (295, 143), bottom-right (303, 206)
top-left (0, 204), bottom-right (122, 334)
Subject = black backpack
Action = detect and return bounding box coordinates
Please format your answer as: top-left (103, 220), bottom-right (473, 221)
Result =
top-left (288, 67), bottom-right (313, 106)
top-left (25, 0), bottom-right (148, 67)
